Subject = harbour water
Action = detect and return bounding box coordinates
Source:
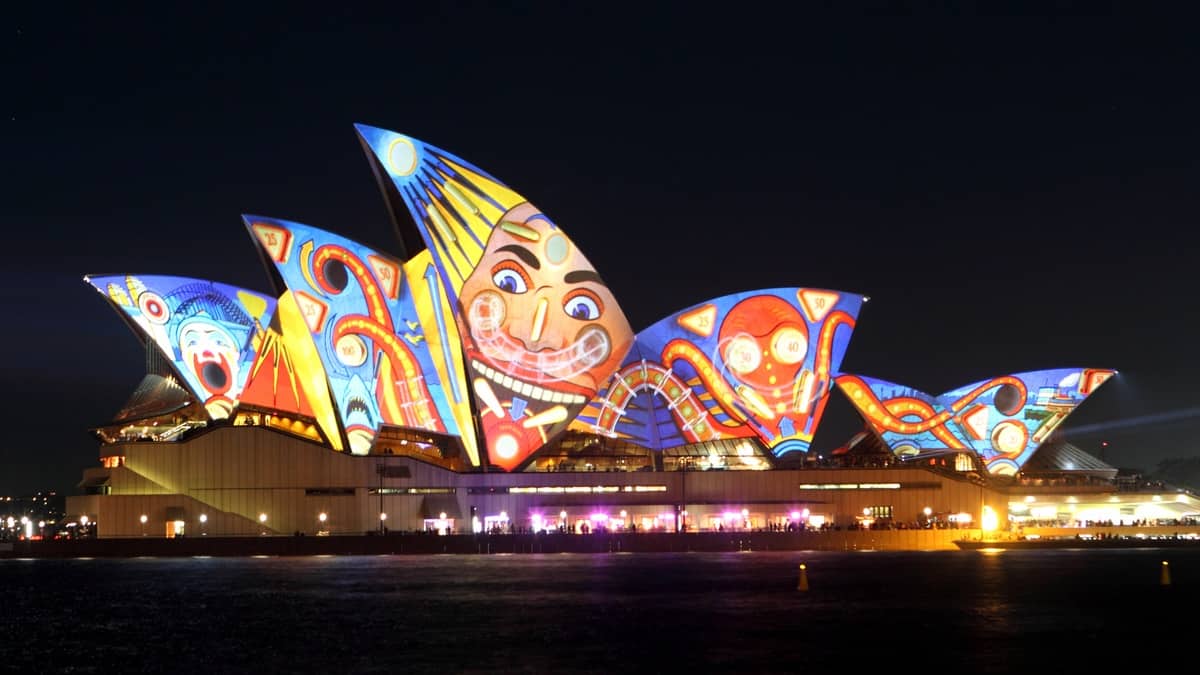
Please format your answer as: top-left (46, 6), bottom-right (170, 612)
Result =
top-left (2, 550), bottom-right (1195, 673)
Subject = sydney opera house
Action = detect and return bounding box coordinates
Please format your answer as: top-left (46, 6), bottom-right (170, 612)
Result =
top-left (67, 125), bottom-right (1197, 540)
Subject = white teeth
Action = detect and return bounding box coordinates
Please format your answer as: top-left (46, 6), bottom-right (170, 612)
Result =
top-left (471, 359), bottom-right (587, 407)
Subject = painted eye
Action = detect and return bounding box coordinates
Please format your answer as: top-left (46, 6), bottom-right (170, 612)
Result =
top-left (563, 291), bottom-right (602, 320)
top-left (491, 263), bottom-right (529, 294)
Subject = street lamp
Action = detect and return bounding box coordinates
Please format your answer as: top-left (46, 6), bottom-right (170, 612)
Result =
top-left (140, 514), bottom-right (148, 536)
top-left (379, 512), bottom-right (387, 534)
top-left (318, 512), bottom-right (327, 534)
top-left (742, 508), bottom-right (750, 531)
top-left (258, 512), bottom-right (268, 535)
top-left (199, 513), bottom-right (208, 536)
top-left (560, 510), bottom-right (568, 533)
top-left (620, 509), bottom-right (628, 531)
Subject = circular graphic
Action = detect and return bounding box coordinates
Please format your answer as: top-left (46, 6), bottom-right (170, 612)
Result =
top-left (770, 326), bottom-right (808, 365)
top-left (386, 137), bottom-right (418, 176)
top-left (545, 233), bottom-right (569, 265)
top-left (990, 420), bottom-right (1028, 456)
top-left (321, 258), bottom-right (350, 293)
top-left (723, 335), bottom-right (762, 375)
top-left (987, 458), bottom-right (1020, 476)
top-left (993, 383), bottom-right (1023, 416)
top-left (138, 291), bottom-right (169, 325)
top-left (573, 326), bottom-right (611, 368)
top-left (469, 291), bottom-right (507, 332)
top-left (335, 334), bottom-right (369, 367)
top-left (494, 433), bottom-right (519, 460)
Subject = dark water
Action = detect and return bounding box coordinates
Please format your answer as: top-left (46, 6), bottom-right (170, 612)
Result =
top-left (2, 550), bottom-right (1195, 673)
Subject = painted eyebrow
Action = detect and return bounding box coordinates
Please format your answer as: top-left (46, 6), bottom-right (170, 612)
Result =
top-left (496, 244), bottom-right (540, 270)
top-left (564, 269), bottom-right (606, 287)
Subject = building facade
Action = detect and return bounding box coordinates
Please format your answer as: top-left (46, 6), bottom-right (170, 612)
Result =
top-left (70, 125), bottom-right (1178, 541)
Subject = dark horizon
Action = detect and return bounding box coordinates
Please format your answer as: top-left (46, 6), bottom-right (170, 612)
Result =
top-left (4, 5), bottom-right (1198, 494)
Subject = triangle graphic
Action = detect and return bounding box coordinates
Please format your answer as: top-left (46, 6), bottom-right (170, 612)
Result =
top-left (960, 404), bottom-right (990, 440)
top-left (798, 289), bottom-right (839, 323)
top-left (251, 222), bottom-right (293, 264)
top-left (293, 291), bottom-right (329, 334)
top-left (367, 255), bottom-right (401, 300)
top-left (677, 304), bottom-right (717, 338)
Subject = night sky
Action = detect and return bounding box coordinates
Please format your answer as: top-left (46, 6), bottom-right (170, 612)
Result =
top-left (4, 5), bottom-right (1198, 495)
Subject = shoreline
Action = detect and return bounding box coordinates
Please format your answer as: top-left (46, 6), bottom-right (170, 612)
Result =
top-left (955, 535), bottom-right (1200, 550)
top-left (1, 529), bottom-right (974, 558)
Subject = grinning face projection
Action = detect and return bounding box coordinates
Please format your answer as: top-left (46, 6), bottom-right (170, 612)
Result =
top-left (178, 316), bottom-right (242, 418)
top-left (458, 203), bottom-right (632, 470)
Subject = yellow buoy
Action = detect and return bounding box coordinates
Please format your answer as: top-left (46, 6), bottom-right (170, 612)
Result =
top-left (1162, 560), bottom-right (1171, 586)
top-left (797, 563), bottom-right (809, 591)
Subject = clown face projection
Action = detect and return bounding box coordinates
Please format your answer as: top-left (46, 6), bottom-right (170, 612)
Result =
top-left (458, 203), bottom-right (633, 470)
top-left (178, 316), bottom-right (243, 417)
top-left (86, 275), bottom-right (271, 422)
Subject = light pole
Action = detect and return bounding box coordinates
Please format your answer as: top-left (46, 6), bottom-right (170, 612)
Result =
top-left (199, 513), bottom-right (208, 536)
top-left (379, 512), bottom-right (387, 534)
top-left (620, 509), bottom-right (628, 531)
top-left (318, 512), bottom-right (327, 534)
top-left (259, 512), bottom-right (268, 535)
top-left (560, 510), bottom-right (568, 533)
top-left (139, 514), bottom-right (148, 537)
